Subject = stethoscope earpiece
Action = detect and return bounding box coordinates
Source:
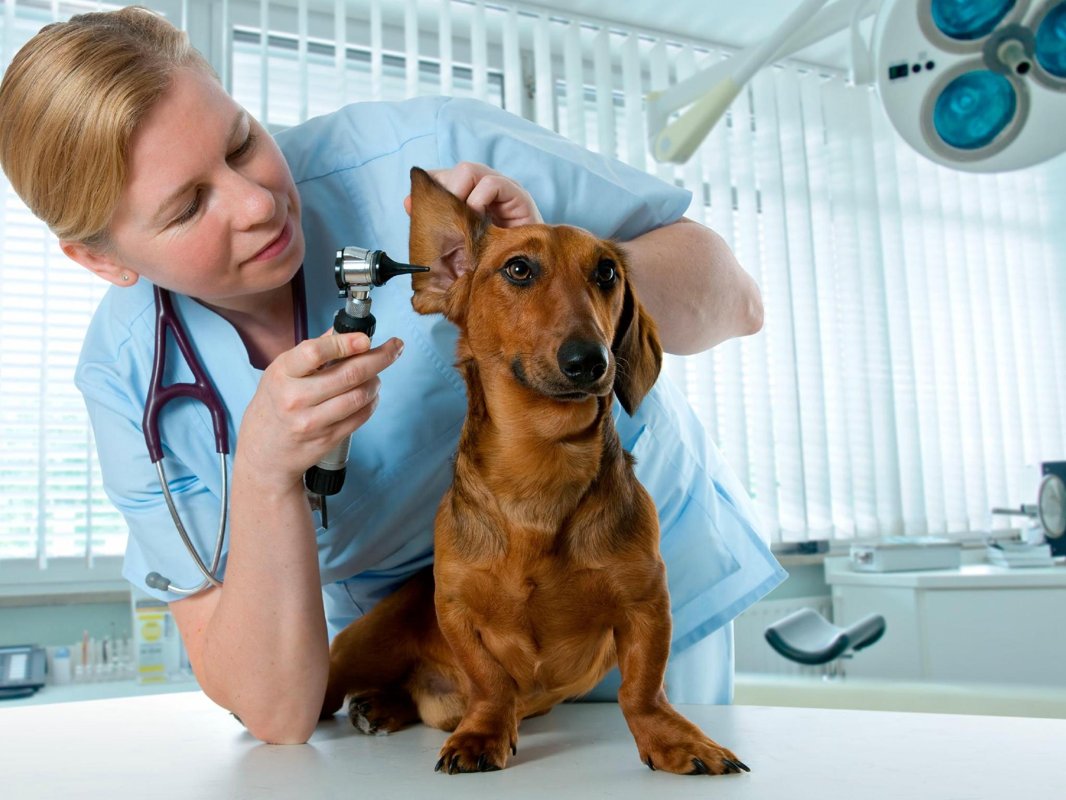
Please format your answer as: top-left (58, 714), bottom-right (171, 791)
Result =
top-left (145, 572), bottom-right (172, 592)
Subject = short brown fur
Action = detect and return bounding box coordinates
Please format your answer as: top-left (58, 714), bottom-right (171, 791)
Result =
top-left (321, 167), bottom-right (748, 777)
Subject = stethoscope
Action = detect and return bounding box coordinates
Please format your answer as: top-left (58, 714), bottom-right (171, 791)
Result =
top-left (143, 270), bottom-right (307, 595)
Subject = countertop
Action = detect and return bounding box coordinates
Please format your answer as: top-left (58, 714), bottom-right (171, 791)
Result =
top-left (1, 690), bottom-right (1062, 799)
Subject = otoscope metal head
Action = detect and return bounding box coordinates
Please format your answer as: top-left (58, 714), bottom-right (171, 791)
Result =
top-left (334, 247), bottom-right (430, 297)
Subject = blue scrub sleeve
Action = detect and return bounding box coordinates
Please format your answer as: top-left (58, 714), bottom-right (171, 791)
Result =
top-left (435, 97), bottom-right (692, 240)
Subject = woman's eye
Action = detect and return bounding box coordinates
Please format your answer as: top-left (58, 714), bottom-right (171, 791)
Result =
top-left (503, 258), bottom-right (534, 284)
top-left (595, 259), bottom-right (617, 287)
top-left (173, 191), bottom-right (202, 226)
top-left (228, 131), bottom-right (257, 162)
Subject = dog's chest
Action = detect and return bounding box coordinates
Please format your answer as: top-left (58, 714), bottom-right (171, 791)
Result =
top-left (462, 564), bottom-right (618, 694)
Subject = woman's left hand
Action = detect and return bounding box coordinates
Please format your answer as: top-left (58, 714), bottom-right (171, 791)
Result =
top-left (403, 161), bottom-right (542, 227)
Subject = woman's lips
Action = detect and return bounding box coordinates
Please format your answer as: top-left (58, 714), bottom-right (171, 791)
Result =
top-left (248, 217), bottom-right (293, 263)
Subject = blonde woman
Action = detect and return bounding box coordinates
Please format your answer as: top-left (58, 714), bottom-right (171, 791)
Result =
top-left (0, 6), bottom-right (783, 743)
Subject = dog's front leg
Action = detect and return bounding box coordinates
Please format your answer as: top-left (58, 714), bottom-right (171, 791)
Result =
top-left (434, 601), bottom-right (519, 773)
top-left (614, 592), bottom-right (750, 776)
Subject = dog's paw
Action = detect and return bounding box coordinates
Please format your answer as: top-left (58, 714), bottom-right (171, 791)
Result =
top-left (631, 713), bottom-right (750, 776)
top-left (346, 691), bottom-right (416, 736)
top-left (640, 735), bottom-right (749, 776)
top-left (434, 729), bottom-right (516, 774)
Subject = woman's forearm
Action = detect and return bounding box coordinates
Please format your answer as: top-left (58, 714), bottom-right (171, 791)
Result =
top-left (180, 461), bottom-right (329, 744)
top-left (622, 217), bottom-right (764, 355)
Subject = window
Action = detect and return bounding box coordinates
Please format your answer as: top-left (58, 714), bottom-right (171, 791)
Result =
top-left (2, 0), bottom-right (1065, 583)
top-left (231, 28), bottom-right (503, 129)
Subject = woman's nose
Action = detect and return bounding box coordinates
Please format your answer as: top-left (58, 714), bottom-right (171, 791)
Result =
top-left (230, 172), bottom-right (276, 229)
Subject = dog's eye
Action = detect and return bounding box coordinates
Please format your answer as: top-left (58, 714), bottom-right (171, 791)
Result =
top-left (502, 257), bottom-right (535, 285)
top-left (594, 259), bottom-right (617, 288)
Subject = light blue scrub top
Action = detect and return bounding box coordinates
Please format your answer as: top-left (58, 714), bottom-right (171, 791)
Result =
top-left (75, 97), bottom-right (785, 671)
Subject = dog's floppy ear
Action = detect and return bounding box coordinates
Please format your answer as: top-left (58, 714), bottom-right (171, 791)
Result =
top-left (408, 167), bottom-right (488, 321)
top-left (612, 275), bottom-right (663, 415)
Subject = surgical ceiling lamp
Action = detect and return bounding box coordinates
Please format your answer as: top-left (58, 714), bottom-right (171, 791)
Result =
top-left (646, 0), bottom-right (1066, 173)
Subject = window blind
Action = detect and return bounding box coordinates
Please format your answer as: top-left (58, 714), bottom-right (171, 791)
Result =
top-left (1, 0), bottom-right (126, 566)
top-left (2, 0), bottom-right (1065, 575)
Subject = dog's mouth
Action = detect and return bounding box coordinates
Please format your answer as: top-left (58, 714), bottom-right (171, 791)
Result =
top-left (550, 390), bottom-right (593, 402)
top-left (511, 357), bottom-right (612, 402)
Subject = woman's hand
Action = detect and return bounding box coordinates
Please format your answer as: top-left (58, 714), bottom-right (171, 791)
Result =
top-left (404, 161), bottom-right (542, 227)
top-left (236, 331), bottom-right (404, 489)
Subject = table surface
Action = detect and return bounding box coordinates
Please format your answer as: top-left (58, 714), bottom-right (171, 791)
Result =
top-left (1, 691), bottom-right (1062, 800)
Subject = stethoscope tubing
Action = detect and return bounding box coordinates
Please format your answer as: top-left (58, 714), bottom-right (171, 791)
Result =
top-left (143, 272), bottom-right (308, 596)
top-left (153, 454), bottom-right (228, 593)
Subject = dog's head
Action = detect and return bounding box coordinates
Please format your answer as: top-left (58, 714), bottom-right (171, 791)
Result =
top-left (408, 167), bottom-right (661, 415)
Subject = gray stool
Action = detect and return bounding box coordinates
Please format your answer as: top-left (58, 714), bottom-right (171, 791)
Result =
top-left (764, 608), bottom-right (885, 677)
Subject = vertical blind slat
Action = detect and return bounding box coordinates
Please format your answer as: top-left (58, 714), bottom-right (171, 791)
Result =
top-left (756, 66), bottom-right (809, 540)
top-left (259, 0), bottom-right (269, 122)
top-left (593, 27), bottom-right (614, 158)
top-left (335, 0), bottom-right (347, 104)
top-left (221, 0), bottom-right (231, 92)
top-left (1036, 170), bottom-right (1066, 448)
top-left (850, 85), bottom-right (903, 535)
top-left (563, 20), bottom-right (585, 147)
top-left (621, 33), bottom-right (644, 172)
top-left (370, 0), bottom-right (383, 101)
top-left (297, 0), bottom-right (308, 123)
top-left (870, 93), bottom-right (926, 534)
top-left (732, 74), bottom-right (773, 527)
top-left (405, 0), bottom-right (419, 99)
top-left (439, 0), bottom-right (453, 95)
top-left (470, 1), bottom-right (488, 102)
top-left (533, 15), bottom-right (553, 129)
top-left (994, 171), bottom-right (1036, 491)
top-left (502, 7), bottom-right (521, 112)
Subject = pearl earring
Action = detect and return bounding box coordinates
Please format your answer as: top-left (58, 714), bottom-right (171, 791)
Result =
top-left (121, 273), bottom-right (130, 282)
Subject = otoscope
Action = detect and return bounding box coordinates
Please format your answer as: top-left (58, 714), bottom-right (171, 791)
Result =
top-left (304, 247), bottom-right (429, 527)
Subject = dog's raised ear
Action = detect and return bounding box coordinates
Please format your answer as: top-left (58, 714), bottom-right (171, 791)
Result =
top-left (612, 274), bottom-right (663, 415)
top-left (408, 166), bottom-right (488, 321)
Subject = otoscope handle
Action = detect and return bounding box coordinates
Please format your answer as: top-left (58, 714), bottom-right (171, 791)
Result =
top-left (304, 308), bottom-right (376, 498)
top-left (334, 307), bottom-right (376, 338)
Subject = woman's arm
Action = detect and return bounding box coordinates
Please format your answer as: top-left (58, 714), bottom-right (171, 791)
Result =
top-left (622, 217), bottom-right (764, 355)
top-left (170, 331), bottom-right (404, 744)
top-left (168, 479), bottom-right (326, 744)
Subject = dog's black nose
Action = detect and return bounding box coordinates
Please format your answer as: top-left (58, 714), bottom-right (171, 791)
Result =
top-left (558, 340), bottom-right (609, 386)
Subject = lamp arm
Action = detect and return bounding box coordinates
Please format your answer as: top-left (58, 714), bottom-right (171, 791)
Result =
top-left (647, 0), bottom-right (880, 163)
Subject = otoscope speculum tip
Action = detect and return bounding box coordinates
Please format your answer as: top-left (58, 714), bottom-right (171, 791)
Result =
top-left (374, 251), bottom-right (431, 285)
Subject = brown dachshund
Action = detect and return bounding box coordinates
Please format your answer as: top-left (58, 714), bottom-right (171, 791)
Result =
top-left (320, 167), bottom-right (748, 777)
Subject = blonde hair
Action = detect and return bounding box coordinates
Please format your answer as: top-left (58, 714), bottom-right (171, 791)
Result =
top-left (0, 6), bottom-right (215, 246)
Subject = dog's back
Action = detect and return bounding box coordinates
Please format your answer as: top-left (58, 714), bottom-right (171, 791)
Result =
top-left (322, 168), bottom-right (748, 778)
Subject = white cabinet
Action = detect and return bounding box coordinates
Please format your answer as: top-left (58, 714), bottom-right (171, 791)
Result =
top-left (824, 557), bottom-right (1066, 686)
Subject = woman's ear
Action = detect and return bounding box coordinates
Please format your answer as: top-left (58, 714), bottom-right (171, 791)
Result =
top-left (60, 241), bottom-right (138, 287)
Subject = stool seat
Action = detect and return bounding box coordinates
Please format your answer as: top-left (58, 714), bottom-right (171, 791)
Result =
top-left (764, 608), bottom-right (886, 666)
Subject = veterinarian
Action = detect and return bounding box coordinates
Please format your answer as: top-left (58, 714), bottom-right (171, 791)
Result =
top-left (0, 6), bottom-right (785, 743)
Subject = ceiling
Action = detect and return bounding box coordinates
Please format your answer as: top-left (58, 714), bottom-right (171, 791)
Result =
top-left (518, 0), bottom-right (856, 70)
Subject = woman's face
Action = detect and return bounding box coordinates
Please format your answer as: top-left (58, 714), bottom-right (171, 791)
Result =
top-left (72, 67), bottom-right (304, 313)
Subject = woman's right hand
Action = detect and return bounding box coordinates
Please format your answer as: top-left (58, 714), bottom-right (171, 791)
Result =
top-left (236, 330), bottom-right (404, 489)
